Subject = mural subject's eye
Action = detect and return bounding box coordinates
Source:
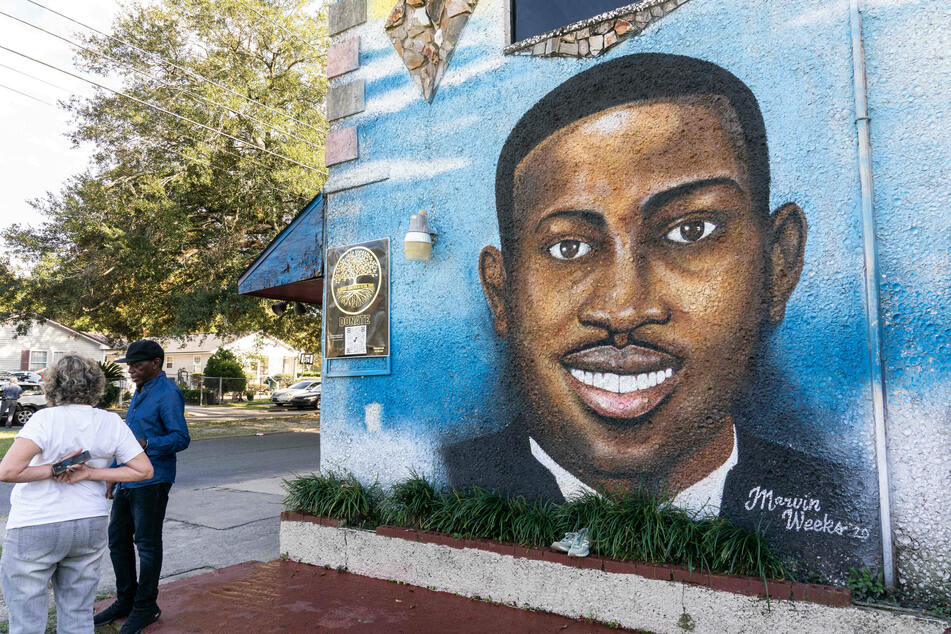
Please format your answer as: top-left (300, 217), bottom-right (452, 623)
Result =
top-left (665, 220), bottom-right (717, 244)
top-left (548, 240), bottom-right (591, 260)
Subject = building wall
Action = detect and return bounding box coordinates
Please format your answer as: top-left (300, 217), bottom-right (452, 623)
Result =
top-left (0, 322), bottom-right (106, 371)
top-left (318, 0), bottom-right (950, 598)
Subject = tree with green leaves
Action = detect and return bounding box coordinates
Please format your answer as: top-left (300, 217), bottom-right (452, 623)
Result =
top-left (202, 347), bottom-right (247, 396)
top-left (0, 0), bottom-right (326, 352)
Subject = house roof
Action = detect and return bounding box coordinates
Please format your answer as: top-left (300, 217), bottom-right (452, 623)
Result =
top-left (42, 319), bottom-right (111, 348)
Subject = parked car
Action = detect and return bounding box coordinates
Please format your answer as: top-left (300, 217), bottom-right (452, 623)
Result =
top-left (288, 384), bottom-right (321, 410)
top-left (270, 380), bottom-right (321, 407)
top-left (11, 382), bottom-right (47, 425)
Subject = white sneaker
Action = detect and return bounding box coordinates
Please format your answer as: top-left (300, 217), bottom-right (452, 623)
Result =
top-left (551, 531), bottom-right (577, 553)
top-left (567, 539), bottom-right (590, 557)
top-left (567, 527), bottom-right (590, 557)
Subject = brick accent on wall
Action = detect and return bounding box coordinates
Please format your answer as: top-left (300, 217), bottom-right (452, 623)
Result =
top-left (326, 127), bottom-right (359, 166)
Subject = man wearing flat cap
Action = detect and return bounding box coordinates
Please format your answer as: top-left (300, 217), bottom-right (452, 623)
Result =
top-left (95, 340), bottom-right (190, 633)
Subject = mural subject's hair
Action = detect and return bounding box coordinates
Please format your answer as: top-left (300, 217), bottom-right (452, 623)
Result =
top-left (495, 53), bottom-right (771, 255)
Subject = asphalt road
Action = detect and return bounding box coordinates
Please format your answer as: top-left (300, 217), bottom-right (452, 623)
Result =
top-left (0, 432), bottom-right (321, 517)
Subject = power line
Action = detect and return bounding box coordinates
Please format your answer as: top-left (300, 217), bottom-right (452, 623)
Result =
top-left (0, 44), bottom-right (327, 175)
top-left (22, 0), bottom-right (326, 137)
top-left (0, 81), bottom-right (55, 106)
top-left (0, 9), bottom-right (324, 152)
top-left (0, 61), bottom-right (76, 93)
top-left (0, 59), bottom-right (284, 177)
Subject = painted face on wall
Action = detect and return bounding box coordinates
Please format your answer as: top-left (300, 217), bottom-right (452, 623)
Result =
top-left (480, 96), bottom-right (806, 494)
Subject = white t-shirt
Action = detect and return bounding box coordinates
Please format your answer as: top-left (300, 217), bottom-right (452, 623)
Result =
top-left (7, 404), bottom-right (144, 529)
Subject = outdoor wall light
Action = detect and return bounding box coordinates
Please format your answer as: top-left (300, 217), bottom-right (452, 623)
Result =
top-left (294, 302), bottom-right (307, 316)
top-left (404, 210), bottom-right (435, 261)
top-left (271, 301), bottom-right (288, 316)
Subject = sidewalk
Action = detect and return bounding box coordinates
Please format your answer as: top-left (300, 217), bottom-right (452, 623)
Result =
top-left (93, 560), bottom-right (635, 633)
top-left (0, 476), bottom-right (288, 622)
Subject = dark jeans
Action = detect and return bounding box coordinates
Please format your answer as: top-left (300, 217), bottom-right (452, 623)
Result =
top-left (108, 482), bottom-right (171, 611)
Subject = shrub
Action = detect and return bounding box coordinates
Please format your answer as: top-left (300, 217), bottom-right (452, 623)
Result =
top-left (181, 388), bottom-right (216, 404)
top-left (847, 567), bottom-right (888, 602)
top-left (97, 382), bottom-right (120, 408)
top-left (283, 472), bottom-right (382, 527)
top-left (202, 348), bottom-right (247, 393)
top-left (283, 473), bottom-right (791, 580)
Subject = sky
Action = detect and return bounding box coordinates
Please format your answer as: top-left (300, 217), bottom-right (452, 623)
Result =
top-left (0, 0), bottom-right (324, 233)
top-left (0, 0), bottom-right (122, 231)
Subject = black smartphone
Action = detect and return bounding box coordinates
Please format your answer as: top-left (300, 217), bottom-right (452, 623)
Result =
top-left (52, 450), bottom-right (91, 475)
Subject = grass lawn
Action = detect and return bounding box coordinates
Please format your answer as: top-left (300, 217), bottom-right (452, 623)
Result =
top-left (187, 412), bottom-right (319, 440)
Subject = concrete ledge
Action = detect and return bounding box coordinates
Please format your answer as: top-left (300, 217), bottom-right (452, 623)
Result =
top-left (281, 517), bottom-right (945, 633)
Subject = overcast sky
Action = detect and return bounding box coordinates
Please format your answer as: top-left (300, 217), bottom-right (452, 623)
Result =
top-left (0, 1), bottom-right (123, 231)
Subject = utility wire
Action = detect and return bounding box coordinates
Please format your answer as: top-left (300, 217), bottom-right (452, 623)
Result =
top-left (0, 9), bottom-right (324, 152)
top-left (233, 0), bottom-right (327, 58)
top-left (0, 44), bottom-right (327, 175)
top-left (22, 0), bottom-right (326, 137)
top-left (0, 81), bottom-right (55, 106)
top-left (0, 61), bottom-right (77, 93)
top-left (0, 58), bottom-right (278, 176)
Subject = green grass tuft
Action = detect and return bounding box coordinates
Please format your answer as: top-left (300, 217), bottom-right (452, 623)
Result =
top-left (282, 471), bottom-right (381, 526)
top-left (284, 473), bottom-right (791, 579)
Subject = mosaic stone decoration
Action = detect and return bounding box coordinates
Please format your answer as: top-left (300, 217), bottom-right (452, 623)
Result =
top-left (385, 0), bottom-right (479, 102)
top-left (505, 0), bottom-right (693, 58)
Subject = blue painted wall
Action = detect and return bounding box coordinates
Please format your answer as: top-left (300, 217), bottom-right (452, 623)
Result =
top-left (318, 0), bottom-right (950, 598)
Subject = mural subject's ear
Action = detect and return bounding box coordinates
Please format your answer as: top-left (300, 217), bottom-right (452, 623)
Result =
top-left (767, 202), bottom-right (808, 325)
top-left (479, 245), bottom-right (510, 337)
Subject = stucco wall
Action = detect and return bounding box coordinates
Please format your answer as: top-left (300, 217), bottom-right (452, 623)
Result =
top-left (318, 0), bottom-right (950, 600)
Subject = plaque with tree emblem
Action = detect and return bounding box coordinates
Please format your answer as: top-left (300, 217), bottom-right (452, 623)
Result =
top-left (325, 238), bottom-right (390, 359)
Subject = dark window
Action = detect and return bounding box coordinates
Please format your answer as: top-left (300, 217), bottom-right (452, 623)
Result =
top-left (511, 0), bottom-right (634, 42)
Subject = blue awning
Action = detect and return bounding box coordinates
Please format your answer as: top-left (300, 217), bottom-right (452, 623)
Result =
top-left (237, 193), bottom-right (324, 305)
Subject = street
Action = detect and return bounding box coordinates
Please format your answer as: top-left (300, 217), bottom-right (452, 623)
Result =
top-left (0, 431), bottom-right (320, 517)
top-left (0, 432), bottom-right (320, 621)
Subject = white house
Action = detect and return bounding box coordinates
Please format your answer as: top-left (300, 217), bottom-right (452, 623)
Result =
top-left (0, 319), bottom-right (111, 372)
top-left (105, 333), bottom-right (306, 385)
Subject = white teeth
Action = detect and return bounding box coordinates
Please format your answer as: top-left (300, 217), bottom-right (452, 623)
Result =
top-left (619, 374), bottom-right (636, 393)
top-left (569, 367), bottom-right (675, 394)
top-left (593, 372), bottom-right (605, 390)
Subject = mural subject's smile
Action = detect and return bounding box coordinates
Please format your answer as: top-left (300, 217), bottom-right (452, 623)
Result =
top-left (561, 345), bottom-right (681, 420)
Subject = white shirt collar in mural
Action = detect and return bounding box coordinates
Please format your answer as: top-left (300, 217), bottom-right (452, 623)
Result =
top-left (671, 425), bottom-right (738, 516)
top-left (529, 425), bottom-right (738, 514)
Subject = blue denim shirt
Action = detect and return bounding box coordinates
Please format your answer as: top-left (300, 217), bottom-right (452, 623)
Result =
top-left (116, 374), bottom-right (190, 489)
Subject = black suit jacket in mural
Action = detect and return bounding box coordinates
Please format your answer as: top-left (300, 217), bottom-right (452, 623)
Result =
top-left (440, 421), bottom-right (881, 579)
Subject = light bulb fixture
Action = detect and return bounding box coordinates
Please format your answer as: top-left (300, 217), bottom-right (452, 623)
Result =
top-left (404, 210), bottom-right (435, 261)
top-left (294, 302), bottom-right (307, 316)
top-left (271, 301), bottom-right (288, 316)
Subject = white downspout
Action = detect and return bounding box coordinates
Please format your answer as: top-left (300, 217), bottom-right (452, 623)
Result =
top-left (848, 0), bottom-right (895, 588)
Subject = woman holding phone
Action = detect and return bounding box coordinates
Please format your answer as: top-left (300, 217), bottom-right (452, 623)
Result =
top-left (0, 355), bottom-right (153, 633)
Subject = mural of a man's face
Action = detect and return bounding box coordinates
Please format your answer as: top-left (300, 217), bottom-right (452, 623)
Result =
top-left (480, 96), bottom-right (806, 493)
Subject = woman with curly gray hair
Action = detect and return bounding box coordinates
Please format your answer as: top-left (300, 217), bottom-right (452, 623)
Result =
top-left (0, 355), bottom-right (153, 634)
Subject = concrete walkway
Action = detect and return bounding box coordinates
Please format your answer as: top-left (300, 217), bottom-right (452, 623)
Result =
top-left (92, 561), bottom-right (633, 632)
top-left (0, 475), bottom-right (288, 622)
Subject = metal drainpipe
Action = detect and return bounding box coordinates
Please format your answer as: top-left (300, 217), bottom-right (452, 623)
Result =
top-left (849, 0), bottom-right (895, 588)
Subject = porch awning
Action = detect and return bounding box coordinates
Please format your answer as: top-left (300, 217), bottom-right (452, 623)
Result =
top-left (237, 193), bottom-right (324, 305)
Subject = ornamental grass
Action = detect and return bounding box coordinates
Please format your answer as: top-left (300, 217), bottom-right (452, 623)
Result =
top-left (283, 471), bottom-right (789, 580)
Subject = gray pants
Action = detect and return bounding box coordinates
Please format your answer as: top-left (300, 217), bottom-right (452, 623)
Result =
top-left (1, 516), bottom-right (108, 634)
top-left (0, 398), bottom-right (16, 426)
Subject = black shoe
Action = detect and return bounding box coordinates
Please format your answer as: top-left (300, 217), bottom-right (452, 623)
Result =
top-left (93, 601), bottom-right (132, 626)
top-left (118, 607), bottom-right (162, 634)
